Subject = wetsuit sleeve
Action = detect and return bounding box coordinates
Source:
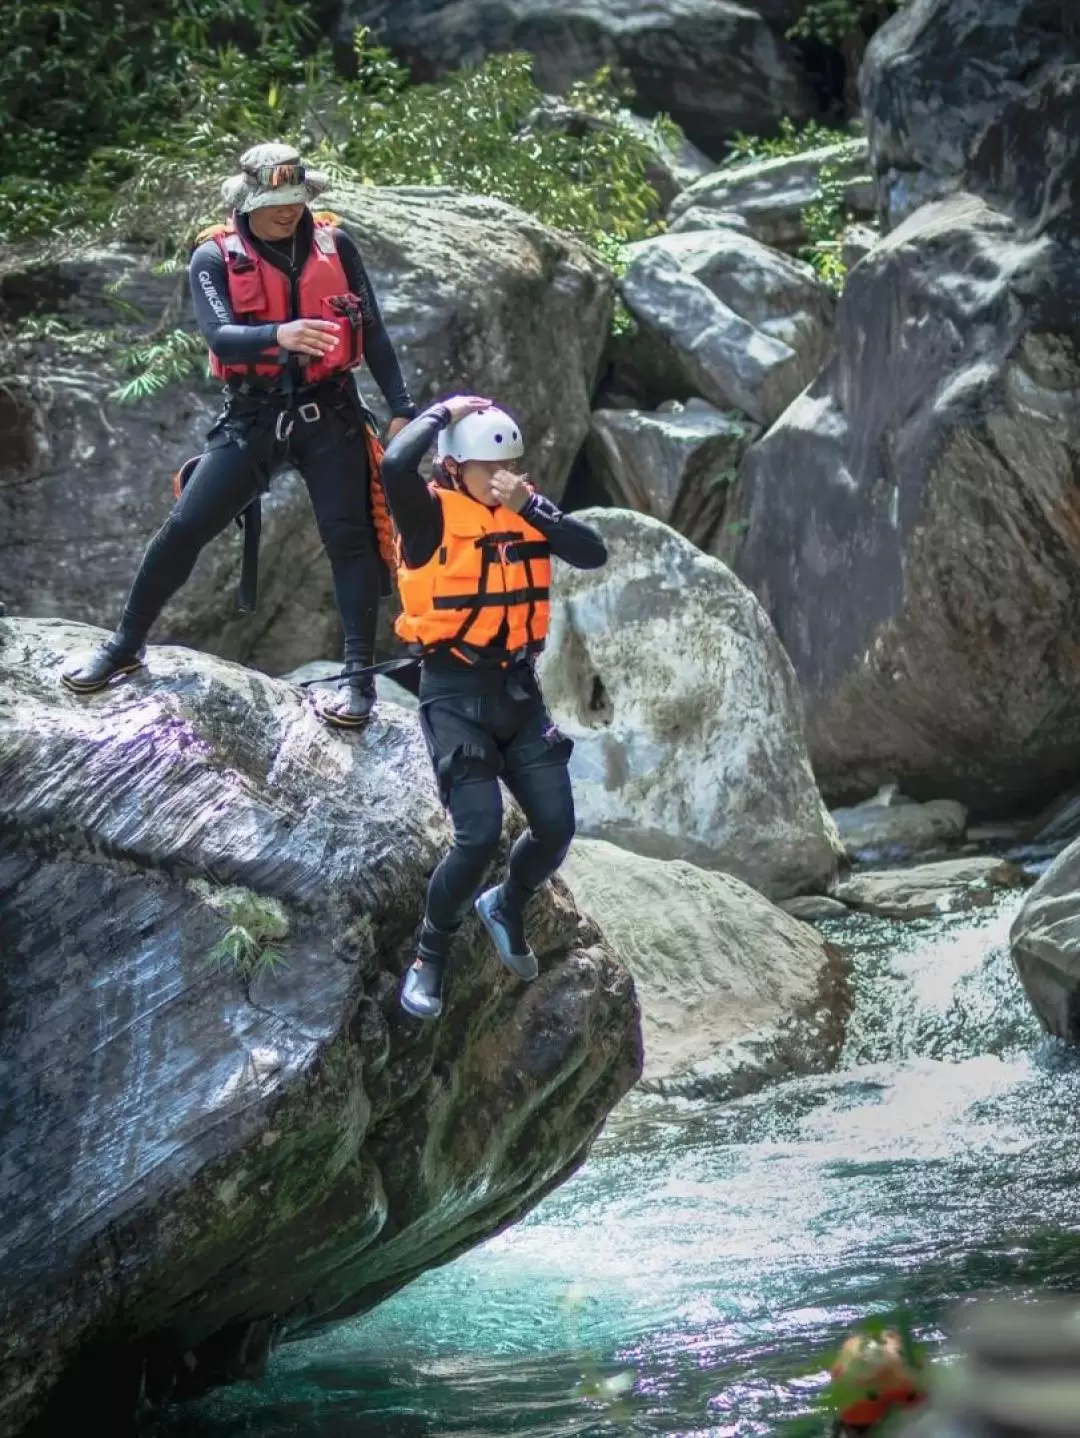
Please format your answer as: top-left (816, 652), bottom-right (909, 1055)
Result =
top-left (379, 405), bottom-right (450, 568)
top-left (333, 229), bottom-right (417, 420)
top-left (187, 240), bottom-right (281, 364)
top-left (520, 493), bottom-right (608, 569)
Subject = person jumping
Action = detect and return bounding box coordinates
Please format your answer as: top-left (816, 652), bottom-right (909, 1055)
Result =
top-left (378, 394), bottom-right (606, 1019)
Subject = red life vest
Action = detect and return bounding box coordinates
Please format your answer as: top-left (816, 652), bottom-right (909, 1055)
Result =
top-left (199, 212), bottom-right (365, 385)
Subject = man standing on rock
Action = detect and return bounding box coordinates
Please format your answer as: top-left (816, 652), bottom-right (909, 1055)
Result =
top-left (62, 142), bottom-right (416, 727)
top-left (379, 394), bottom-right (607, 1019)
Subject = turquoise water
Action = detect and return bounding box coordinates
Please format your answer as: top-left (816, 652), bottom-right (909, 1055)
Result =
top-left (153, 888), bottom-right (1080, 1436)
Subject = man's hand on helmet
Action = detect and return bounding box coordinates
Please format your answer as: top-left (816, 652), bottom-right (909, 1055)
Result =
top-left (443, 394), bottom-right (492, 423)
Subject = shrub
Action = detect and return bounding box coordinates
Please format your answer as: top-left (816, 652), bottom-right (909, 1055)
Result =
top-left (0, 7), bottom-right (666, 255)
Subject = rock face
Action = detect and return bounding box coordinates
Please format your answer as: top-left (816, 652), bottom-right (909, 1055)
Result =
top-left (860, 0), bottom-right (1080, 228)
top-left (1010, 838), bottom-right (1080, 1040)
top-left (586, 401), bottom-right (758, 550)
top-left (721, 67), bottom-right (1080, 811)
top-left (537, 508), bottom-right (845, 900)
top-left (561, 837), bottom-right (850, 1100)
top-left (341, 0), bottom-right (819, 157)
top-left (620, 230), bottom-right (835, 426)
top-left (0, 617), bottom-right (641, 1436)
top-left (831, 786), bottom-right (968, 863)
top-left (0, 185), bottom-right (612, 675)
top-left (667, 140), bottom-right (875, 249)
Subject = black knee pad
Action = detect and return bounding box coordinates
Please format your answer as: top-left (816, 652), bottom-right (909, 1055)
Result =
top-left (436, 742), bottom-right (500, 810)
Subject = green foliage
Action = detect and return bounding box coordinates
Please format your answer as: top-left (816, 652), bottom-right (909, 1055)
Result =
top-left (0, 0), bottom-right (317, 245)
top-left (799, 163), bottom-right (851, 292)
top-left (314, 38), bottom-right (664, 250)
top-left (721, 116), bottom-right (854, 169)
top-left (12, 314), bottom-right (116, 357)
top-left (2, 3), bottom-right (666, 395)
top-left (111, 328), bottom-right (207, 401)
top-left (592, 232), bottom-right (637, 338)
top-left (787, 0), bottom-right (902, 48)
top-left (1, 6), bottom-right (664, 257)
top-left (191, 881), bottom-right (291, 981)
top-left (719, 119), bottom-right (870, 292)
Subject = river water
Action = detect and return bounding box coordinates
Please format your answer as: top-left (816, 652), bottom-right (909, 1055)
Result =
top-left (154, 869), bottom-right (1080, 1437)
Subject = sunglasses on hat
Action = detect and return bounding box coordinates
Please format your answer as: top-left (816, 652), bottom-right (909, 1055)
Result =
top-left (243, 161), bottom-right (307, 189)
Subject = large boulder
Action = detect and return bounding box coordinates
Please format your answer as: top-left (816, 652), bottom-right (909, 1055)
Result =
top-left (0, 616), bottom-right (640, 1436)
top-left (720, 69), bottom-right (1080, 812)
top-left (561, 837), bottom-right (851, 1100)
top-left (860, 0), bottom-right (1080, 228)
top-left (537, 508), bottom-right (845, 900)
top-left (1010, 837), bottom-right (1080, 1040)
top-left (667, 139), bottom-right (875, 250)
top-left (831, 785), bottom-right (968, 863)
top-left (0, 185), bottom-right (612, 675)
top-left (340, 0), bottom-right (819, 157)
top-left (586, 400), bottom-right (759, 551)
top-left (619, 229), bottom-right (835, 427)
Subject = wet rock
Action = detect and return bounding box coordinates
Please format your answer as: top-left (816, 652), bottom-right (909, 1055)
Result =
top-left (720, 70), bottom-right (1080, 812)
top-left (619, 229), bottom-right (834, 426)
top-left (0, 616), bottom-right (641, 1436)
top-left (667, 140), bottom-right (875, 250)
top-left (860, 0), bottom-right (1080, 228)
top-left (0, 184), bottom-right (612, 675)
top-left (836, 856), bottom-right (1032, 921)
top-left (586, 401), bottom-right (758, 551)
top-left (779, 895), bottom-right (851, 922)
top-left (1010, 836), bottom-right (1080, 1041)
top-left (339, 0), bottom-right (819, 157)
top-left (562, 837), bottom-right (850, 1100)
top-left (831, 786), bottom-right (968, 863)
top-left (537, 508), bottom-right (845, 900)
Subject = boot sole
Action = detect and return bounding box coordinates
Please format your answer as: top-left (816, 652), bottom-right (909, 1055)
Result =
top-left (475, 891), bottom-right (539, 981)
top-left (399, 991), bottom-right (442, 1020)
top-left (60, 660), bottom-right (143, 694)
top-left (318, 704), bottom-right (376, 729)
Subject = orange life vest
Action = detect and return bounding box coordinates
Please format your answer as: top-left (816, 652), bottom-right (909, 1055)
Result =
top-left (395, 486), bottom-right (551, 662)
top-left (196, 211), bottom-right (364, 385)
top-left (833, 1330), bottom-right (927, 1430)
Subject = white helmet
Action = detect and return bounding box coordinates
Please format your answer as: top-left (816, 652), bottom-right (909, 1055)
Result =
top-left (437, 405), bottom-right (524, 463)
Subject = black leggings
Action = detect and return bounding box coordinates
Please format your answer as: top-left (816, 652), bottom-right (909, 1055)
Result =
top-left (116, 386), bottom-right (379, 660)
top-left (417, 668), bottom-right (577, 958)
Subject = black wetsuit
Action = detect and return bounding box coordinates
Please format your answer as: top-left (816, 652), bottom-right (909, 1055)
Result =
top-left (111, 208), bottom-right (415, 666)
top-left (379, 406), bottom-right (607, 960)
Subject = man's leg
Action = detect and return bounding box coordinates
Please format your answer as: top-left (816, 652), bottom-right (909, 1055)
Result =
top-left (293, 402), bottom-right (380, 727)
top-left (62, 429), bottom-right (266, 691)
top-left (475, 697), bottom-right (575, 977)
top-left (401, 698), bottom-right (504, 1018)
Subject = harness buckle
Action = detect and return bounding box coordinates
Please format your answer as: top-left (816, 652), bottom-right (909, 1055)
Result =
top-left (299, 401), bottom-right (321, 424)
top-left (274, 410), bottom-right (295, 443)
